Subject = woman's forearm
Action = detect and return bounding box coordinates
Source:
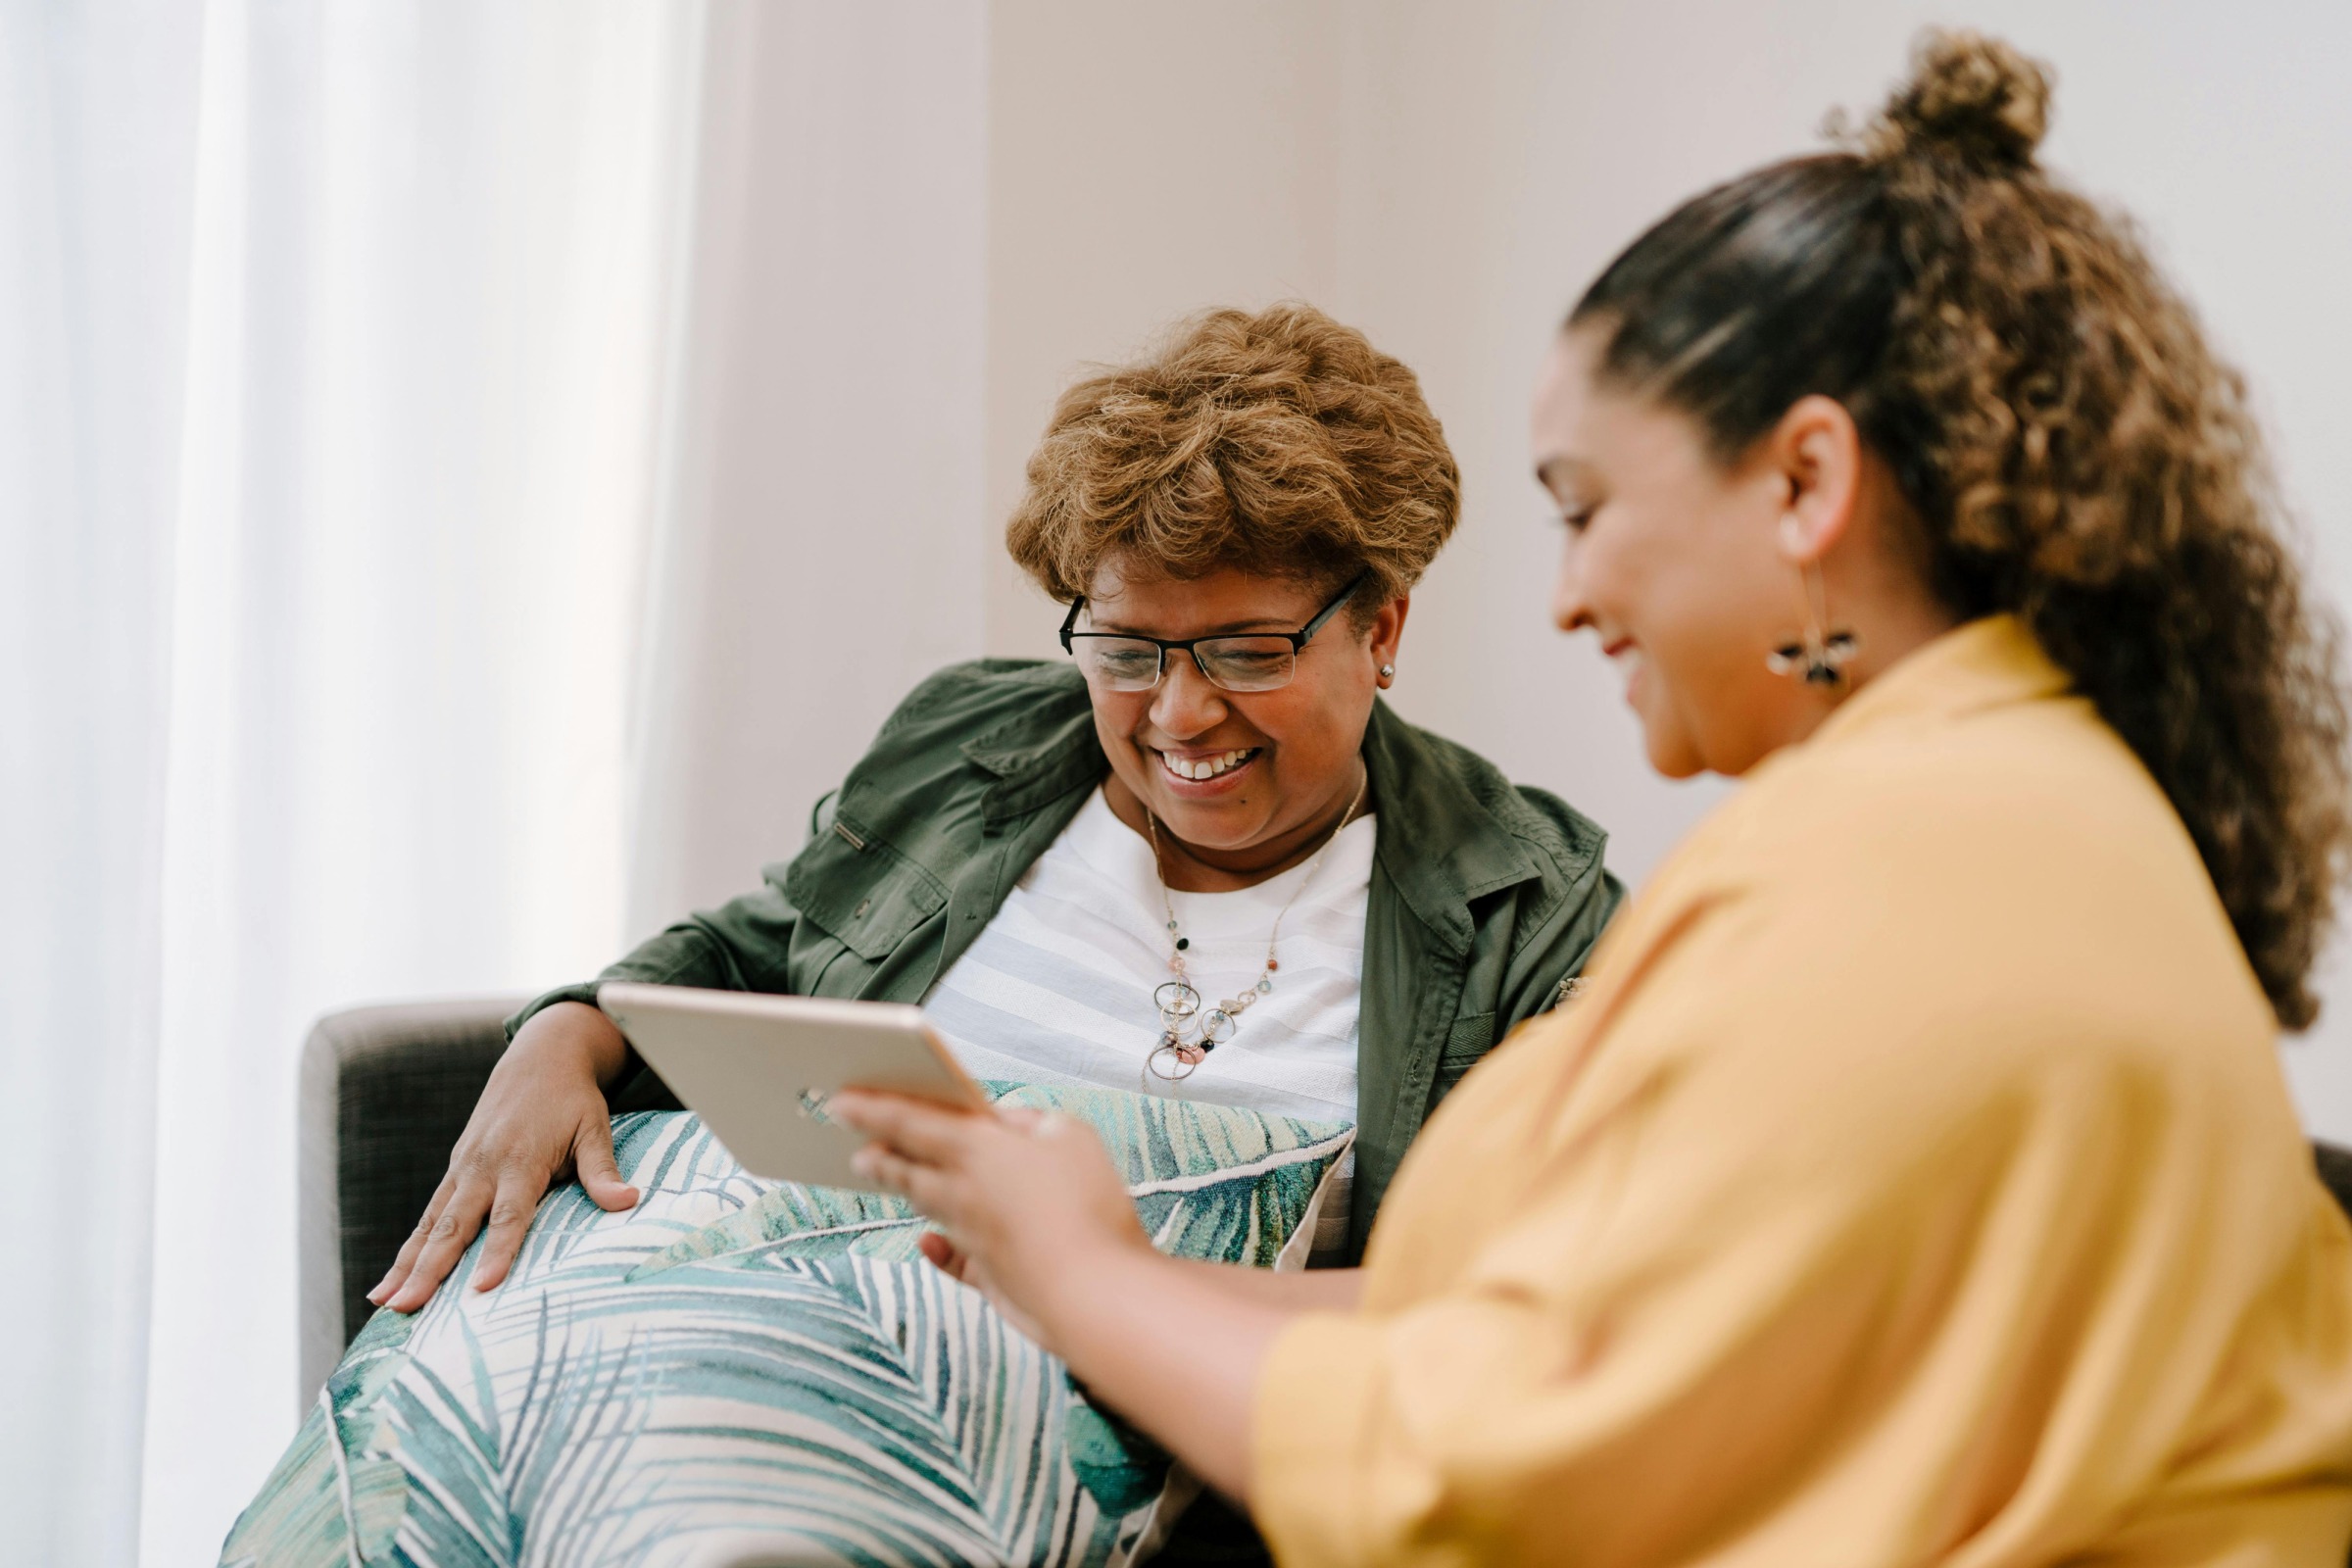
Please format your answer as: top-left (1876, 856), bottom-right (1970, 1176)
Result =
top-left (1038, 1245), bottom-right (1316, 1502)
top-left (1166, 1258), bottom-right (1364, 1311)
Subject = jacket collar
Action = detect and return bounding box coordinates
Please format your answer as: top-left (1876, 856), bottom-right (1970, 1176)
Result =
top-left (1361, 701), bottom-right (1539, 955)
top-left (958, 668), bottom-right (1539, 956)
top-left (958, 668), bottom-right (1106, 830)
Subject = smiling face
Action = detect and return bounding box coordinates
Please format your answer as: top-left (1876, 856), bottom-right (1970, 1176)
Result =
top-left (1078, 558), bottom-right (1403, 882)
top-left (1530, 327), bottom-right (1821, 778)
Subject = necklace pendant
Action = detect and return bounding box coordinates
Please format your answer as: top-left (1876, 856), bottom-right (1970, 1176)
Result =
top-left (1142, 767), bottom-right (1362, 1081)
top-left (1154, 979), bottom-right (1200, 1022)
top-left (1148, 1039), bottom-right (1202, 1081)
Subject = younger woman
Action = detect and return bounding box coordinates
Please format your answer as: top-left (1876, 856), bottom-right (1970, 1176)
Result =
top-left (838, 32), bottom-right (2352, 1564)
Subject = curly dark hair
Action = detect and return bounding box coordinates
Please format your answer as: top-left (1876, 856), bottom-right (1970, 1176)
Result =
top-left (1570, 29), bottom-right (2352, 1029)
top-left (1004, 303), bottom-right (1459, 617)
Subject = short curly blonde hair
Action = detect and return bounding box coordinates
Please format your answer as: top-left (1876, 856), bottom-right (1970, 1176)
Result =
top-left (1004, 303), bottom-right (1459, 614)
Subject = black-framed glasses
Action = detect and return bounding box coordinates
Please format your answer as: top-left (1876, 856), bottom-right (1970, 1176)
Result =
top-left (1058, 570), bottom-right (1370, 694)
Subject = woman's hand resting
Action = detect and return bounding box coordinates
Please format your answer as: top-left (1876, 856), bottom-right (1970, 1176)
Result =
top-left (369, 1002), bottom-right (638, 1313)
top-left (828, 1093), bottom-right (1151, 1352)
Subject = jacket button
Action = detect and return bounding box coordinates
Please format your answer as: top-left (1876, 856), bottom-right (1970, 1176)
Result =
top-left (854, 899), bottom-right (871, 917)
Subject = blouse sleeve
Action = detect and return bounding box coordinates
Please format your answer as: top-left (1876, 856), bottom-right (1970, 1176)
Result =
top-left (1248, 849), bottom-right (2338, 1566)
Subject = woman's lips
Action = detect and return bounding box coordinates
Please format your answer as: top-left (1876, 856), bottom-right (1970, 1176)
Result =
top-left (1152, 746), bottom-right (1263, 796)
top-left (1603, 639), bottom-right (1642, 705)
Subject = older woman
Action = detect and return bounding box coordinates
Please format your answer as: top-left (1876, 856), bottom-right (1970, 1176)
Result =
top-left (835, 32), bottom-right (2352, 1565)
top-left (370, 301), bottom-right (1622, 1313)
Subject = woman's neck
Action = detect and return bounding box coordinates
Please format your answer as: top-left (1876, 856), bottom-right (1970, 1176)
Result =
top-left (1102, 762), bottom-right (1369, 894)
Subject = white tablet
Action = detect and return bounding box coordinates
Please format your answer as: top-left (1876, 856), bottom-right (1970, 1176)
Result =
top-left (596, 983), bottom-right (986, 1191)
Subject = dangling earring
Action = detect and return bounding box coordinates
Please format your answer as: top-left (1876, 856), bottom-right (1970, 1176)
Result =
top-left (1766, 560), bottom-right (1859, 689)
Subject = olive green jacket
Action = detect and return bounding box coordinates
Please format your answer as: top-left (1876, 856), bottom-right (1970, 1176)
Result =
top-left (512, 660), bottom-right (1622, 1260)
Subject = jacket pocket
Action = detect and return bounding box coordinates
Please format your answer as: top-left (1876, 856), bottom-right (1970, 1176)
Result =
top-left (1432, 1010), bottom-right (1496, 1097)
top-left (782, 808), bottom-right (951, 962)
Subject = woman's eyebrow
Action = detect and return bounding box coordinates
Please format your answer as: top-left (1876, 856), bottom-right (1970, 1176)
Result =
top-left (1089, 614), bottom-right (1299, 637)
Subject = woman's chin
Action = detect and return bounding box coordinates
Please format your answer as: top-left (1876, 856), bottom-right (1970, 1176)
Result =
top-left (1152, 797), bottom-right (1268, 853)
top-left (1639, 722), bottom-right (1708, 780)
top-left (1148, 784), bottom-right (1278, 854)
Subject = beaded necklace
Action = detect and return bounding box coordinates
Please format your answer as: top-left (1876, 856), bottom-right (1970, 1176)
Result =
top-left (1143, 767), bottom-right (1369, 1081)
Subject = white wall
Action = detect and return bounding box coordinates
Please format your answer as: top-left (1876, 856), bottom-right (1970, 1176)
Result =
top-left (981, 0), bottom-right (1345, 657)
top-left (627, 0), bottom-right (988, 931)
top-left (969, 0), bottom-right (2352, 1134)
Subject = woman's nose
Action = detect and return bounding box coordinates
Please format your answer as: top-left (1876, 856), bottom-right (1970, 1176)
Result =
top-left (1150, 653), bottom-right (1228, 738)
top-left (1551, 537), bottom-right (1593, 634)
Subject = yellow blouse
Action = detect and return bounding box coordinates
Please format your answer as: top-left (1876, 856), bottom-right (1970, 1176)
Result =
top-left (1253, 616), bottom-right (2352, 1566)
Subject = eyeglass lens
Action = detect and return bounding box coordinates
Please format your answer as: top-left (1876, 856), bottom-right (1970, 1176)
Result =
top-left (1076, 636), bottom-right (1298, 693)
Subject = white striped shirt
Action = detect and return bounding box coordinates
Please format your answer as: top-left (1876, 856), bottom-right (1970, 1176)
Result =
top-left (923, 787), bottom-right (1371, 1252)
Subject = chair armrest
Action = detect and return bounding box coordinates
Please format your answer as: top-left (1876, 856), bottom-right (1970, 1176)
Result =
top-left (298, 996), bottom-right (523, 1409)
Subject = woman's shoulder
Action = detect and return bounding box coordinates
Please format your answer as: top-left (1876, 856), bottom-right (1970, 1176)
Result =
top-left (1365, 702), bottom-right (1611, 894)
top-left (1763, 685), bottom-right (2196, 886)
top-left (1714, 686), bottom-right (2277, 1064)
top-left (818, 662), bottom-right (1096, 836)
top-left (875, 659), bottom-right (1090, 740)
top-left (853, 659), bottom-right (1094, 769)
top-left (1587, 688), bottom-right (2293, 1190)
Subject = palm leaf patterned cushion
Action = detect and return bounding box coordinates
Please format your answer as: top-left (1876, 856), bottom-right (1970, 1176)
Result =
top-left (223, 1083), bottom-right (1353, 1568)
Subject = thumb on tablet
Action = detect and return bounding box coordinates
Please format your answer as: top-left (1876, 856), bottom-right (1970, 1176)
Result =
top-left (574, 1118), bottom-right (640, 1211)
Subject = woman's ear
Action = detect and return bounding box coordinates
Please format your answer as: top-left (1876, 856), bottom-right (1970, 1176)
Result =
top-left (1369, 595), bottom-right (1409, 687)
top-left (1768, 395), bottom-right (1863, 566)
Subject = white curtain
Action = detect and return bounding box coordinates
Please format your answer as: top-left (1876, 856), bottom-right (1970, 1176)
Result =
top-left (4, 1), bottom-right (990, 1558)
top-left (138, 5), bottom-right (707, 1559)
top-left (5, 1), bottom-right (708, 1558)
top-left (2, 5), bottom-right (208, 1564)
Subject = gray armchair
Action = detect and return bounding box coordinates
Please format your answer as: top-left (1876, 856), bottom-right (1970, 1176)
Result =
top-left (298, 996), bottom-right (526, 1403)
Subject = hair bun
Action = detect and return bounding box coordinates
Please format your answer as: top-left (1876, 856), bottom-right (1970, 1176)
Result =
top-left (1870, 28), bottom-right (2051, 172)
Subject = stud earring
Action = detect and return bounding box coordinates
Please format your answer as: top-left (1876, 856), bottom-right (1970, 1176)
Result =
top-left (1378, 663), bottom-right (1396, 681)
top-left (1765, 560), bottom-right (1858, 689)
